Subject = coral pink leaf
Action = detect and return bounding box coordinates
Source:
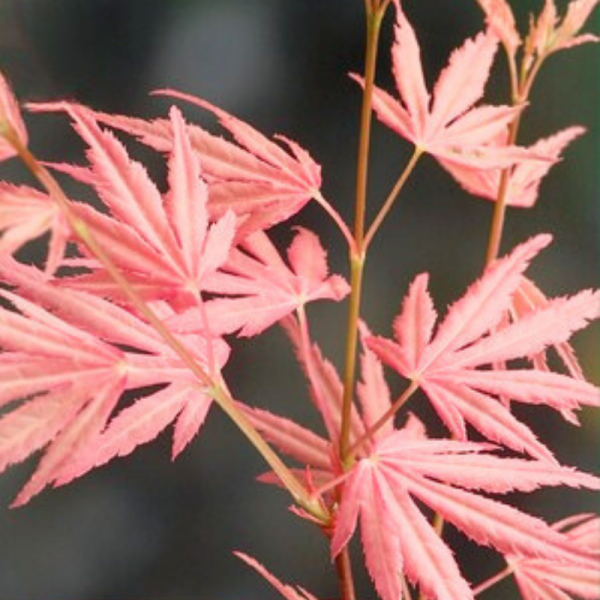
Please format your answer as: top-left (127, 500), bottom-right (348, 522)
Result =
top-left (0, 71), bottom-right (27, 162)
top-left (450, 289), bottom-right (600, 369)
top-left (65, 104), bottom-right (182, 269)
top-left (509, 514), bottom-right (600, 600)
top-left (417, 234), bottom-right (552, 373)
top-left (154, 89), bottom-right (321, 190)
top-left (58, 384), bottom-right (209, 483)
top-left (441, 126), bottom-right (585, 208)
top-left (366, 3), bottom-right (530, 170)
top-left (428, 31), bottom-right (499, 137)
top-left (382, 476), bottom-right (473, 600)
top-left (239, 404), bottom-right (331, 471)
top-left (0, 183), bottom-right (69, 274)
top-left (165, 106), bottom-right (208, 277)
top-left (473, 0), bottom-right (521, 54)
top-left (391, 7), bottom-right (430, 137)
top-left (173, 229), bottom-right (349, 338)
top-left (403, 474), bottom-right (595, 565)
top-left (360, 471), bottom-right (406, 600)
top-left (392, 273), bottom-right (436, 374)
top-left (357, 323), bottom-right (394, 441)
top-left (12, 376), bottom-right (125, 507)
top-left (235, 553), bottom-right (319, 600)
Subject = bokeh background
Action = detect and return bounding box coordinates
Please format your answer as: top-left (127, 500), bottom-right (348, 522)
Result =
top-left (0, 1), bottom-right (597, 599)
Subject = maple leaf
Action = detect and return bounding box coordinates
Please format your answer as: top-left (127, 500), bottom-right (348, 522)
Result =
top-left (361, 2), bottom-right (530, 169)
top-left (526, 0), bottom-right (599, 57)
top-left (27, 102), bottom-right (236, 304)
top-left (30, 92), bottom-right (322, 237)
top-left (508, 514), bottom-right (600, 600)
top-left (473, 0), bottom-right (522, 55)
top-left (332, 431), bottom-right (600, 600)
top-left (0, 259), bottom-right (228, 506)
top-left (167, 228), bottom-right (349, 338)
top-left (235, 552), bottom-right (319, 600)
top-left (0, 71), bottom-right (27, 162)
top-left (367, 235), bottom-right (600, 461)
top-left (0, 182), bottom-right (70, 275)
top-left (438, 126), bottom-right (585, 208)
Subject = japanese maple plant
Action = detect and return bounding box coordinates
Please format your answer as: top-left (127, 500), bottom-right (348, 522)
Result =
top-left (0, 0), bottom-right (598, 598)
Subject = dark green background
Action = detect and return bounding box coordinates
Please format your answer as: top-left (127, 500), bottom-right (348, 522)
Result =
top-left (0, 1), bottom-right (597, 598)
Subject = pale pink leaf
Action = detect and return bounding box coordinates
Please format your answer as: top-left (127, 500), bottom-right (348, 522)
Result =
top-left (473, 0), bottom-right (521, 54)
top-left (391, 5), bottom-right (430, 137)
top-left (0, 183), bottom-right (69, 274)
top-left (392, 273), bottom-right (436, 374)
top-left (0, 71), bottom-right (28, 162)
top-left (428, 31), bottom-right (499, 137)
top-left (357, 323), bottom-right (394, 441)
top-left (235, 552), bottom-right (319, 600)
top-left (171, 229), bottom-right (349, 337)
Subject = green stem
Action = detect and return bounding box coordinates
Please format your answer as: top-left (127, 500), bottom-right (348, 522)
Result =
top-left (7, 134), bottom-right (327, 522)
top-left (339, 3), bottom-right (387, 465)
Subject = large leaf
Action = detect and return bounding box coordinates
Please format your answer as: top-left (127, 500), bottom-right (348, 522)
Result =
top-left (332, 431), bottom-right (599, 600)
top-left (0, 261), bottom-right (229, 505)
top-left (368, 235), bottom-right (600, 460)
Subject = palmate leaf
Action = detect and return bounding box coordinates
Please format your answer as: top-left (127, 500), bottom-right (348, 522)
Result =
top-left (0, 259), bottom-right (229, 505)
top-left (235, 553), bottom-right (319, 600)
top-left (168, 228), bottom-right (349, 338)
top-left (368, 235), bottom-right (600, 460)
top-left (439, 127), bottom-right (586, 208)
top-left (0, 71), bottom-right (27, 162)
top-left (27, 102), bottom-right (236, 304)
top-left (363, 1), bottom-right (531, 169)
top-left (509, 514), bottom-right (600, 600)
top-left (0, 183), bottom-right (70, 274)
top-left (30, 91), bottom-right (323, 237)
top-left (332, 432), bottom-right (599, 600)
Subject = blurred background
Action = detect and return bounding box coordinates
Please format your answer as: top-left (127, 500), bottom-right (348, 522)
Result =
top-left (0, 1), bottom-right (597, 598)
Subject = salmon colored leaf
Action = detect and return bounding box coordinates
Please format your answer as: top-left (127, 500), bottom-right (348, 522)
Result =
top-left (367, 235), bottom-right (600, 459)
top-left (473, 0), bottom-right (521, 55)
top-left (0, 182), bottom-right (69, 274)
top-left (362, 4), bottom-right (530, 169)
top-left (0, 260), bottom-right (229, 504)
top-left (168, 228), bottom-right (349, 337)
top-left (332, 431), bottom-right (599, 600)
top-left (509, 514), bottom-right (600, 600)
top-left (235, 552), bottom-right (319, 600)
top-left (27, 102), bottom-right (236, 304)
top-left (0, 71), bottom-right (27, 162)
top-left (527, 0), bottom-right (599, 57)
top-left (29, 96), bottom-right (323, 237)
top-left (439, 126), bottom-right (585, 208)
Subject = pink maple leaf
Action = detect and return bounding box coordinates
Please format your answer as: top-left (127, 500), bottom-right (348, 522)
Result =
top-left (167, 228), bottom-right (349, 338)
top-left (0, 259), bottom-right (228, 506)
top-left (0, 71), bottom-right (27, 162)
top-left (235, 552), bottom-right (319, 600)
top-left (27, 102), bottom-right (236, 304)
top-left (362, 2), bottom-right (529, 169)
top-left (508, 514), bottom-right (600, 600)
top-left (473, 0), bottom-right (522, 55)
top-left (527, 0), bottom-right (599, 57)
top-left (0, 182), bottom-right (70, 274)
top-left (332, 431), bottom-right (599, 600)
top-left (30, 92), bottom-right (322, 237)
top-left (367, 235), bottom-right (600, 461)
top-left (439, 126), bottom-right (586, 208)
